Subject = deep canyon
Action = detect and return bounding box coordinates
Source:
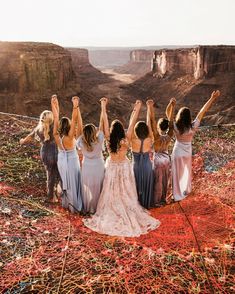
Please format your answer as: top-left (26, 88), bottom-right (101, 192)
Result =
top-left (0, 42), bottom-right (234, 125)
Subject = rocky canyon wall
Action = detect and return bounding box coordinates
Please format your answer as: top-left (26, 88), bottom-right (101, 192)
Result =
top-left (67, 48), bottom-right (90, 68)
top-left (115, 50), bottom-right (154, 78)
top-left (152, 46), bottom-right (235, 79)
top-left (0, 42), bottom-right (81, 116)
top-left (130, 50), bottom-right (154, 63)
top-left (0, 42), bottom-right (75, 94)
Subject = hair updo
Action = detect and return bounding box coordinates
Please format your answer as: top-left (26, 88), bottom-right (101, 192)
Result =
top-left (157, 118), bottom-right (169, 132)
top-left (134, 121), bottom-right (149, 140)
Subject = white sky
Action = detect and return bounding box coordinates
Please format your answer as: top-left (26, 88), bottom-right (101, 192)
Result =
top-left (0, 0), bottom-right (234, 47)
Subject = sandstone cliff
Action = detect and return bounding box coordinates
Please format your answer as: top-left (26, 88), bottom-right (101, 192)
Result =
top-left (125, 46), bottom-right (235, 124)
top-left (152, 46), bottom-right (235, 79)
top-left (0, 42), bottom-right (75, 93)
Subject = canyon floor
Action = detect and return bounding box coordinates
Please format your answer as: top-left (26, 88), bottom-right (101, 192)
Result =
top-left (0, 113), bottom-right (234, 293)
top-left (78, 64), bottom-right (235, 126)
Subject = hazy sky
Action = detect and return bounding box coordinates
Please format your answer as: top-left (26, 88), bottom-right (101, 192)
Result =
top-left (0, 0), bottom-right (234, 47)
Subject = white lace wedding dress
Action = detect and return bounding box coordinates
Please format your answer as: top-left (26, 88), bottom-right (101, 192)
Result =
top-left (83, 157), bottom-right (160, 237)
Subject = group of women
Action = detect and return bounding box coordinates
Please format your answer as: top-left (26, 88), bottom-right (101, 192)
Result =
top-left (20, 90), bottom-right (220, 237)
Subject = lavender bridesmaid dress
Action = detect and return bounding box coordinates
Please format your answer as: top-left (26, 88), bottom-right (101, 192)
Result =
top-left (57, 138), bottom-right (83, 213)
top-left (77, 131), bottom-right (105, 214)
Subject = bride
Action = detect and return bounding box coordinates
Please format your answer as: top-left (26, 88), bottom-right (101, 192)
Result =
top-left (83, 98), bottom-right (160, 237)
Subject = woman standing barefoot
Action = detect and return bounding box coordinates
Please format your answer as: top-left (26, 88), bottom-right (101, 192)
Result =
top-left (20, 110), bottom-right (60, 203)
top-left (83, 99), bottom-right (160, 237)
top-left (76, 98), bottom-right (107, 214)
top-left (172, 90), bottom-right (220, 201)
top-left (147, 98), bottom-right (176, 206)
top-left (51, 95), bottom-right (83, 213)
top-left (130, 102), bottom-right (154, 209)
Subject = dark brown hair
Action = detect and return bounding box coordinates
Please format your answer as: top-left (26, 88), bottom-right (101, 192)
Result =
top-left (134, 121), bottom-right (149, 140)
top-left (58, 117), bottom-right (71, 136)
top-left (175, 107), bottom-right (192, 134)
top-left (82, 124), bottom-right (97, 152)
top-left (109, 120), bottom-right (125, 153)
top-left (157, 118), bottom-right (169, 132)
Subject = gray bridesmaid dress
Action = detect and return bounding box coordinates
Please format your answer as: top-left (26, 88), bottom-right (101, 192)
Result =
top-left (57, 137), bottom-right (83, 213)
top-left (30, 126), bottom-right (60, 200)
top-left (132, 139), bottom-right (154, 209)
top-left (77, 131), bottom-right (105, 214)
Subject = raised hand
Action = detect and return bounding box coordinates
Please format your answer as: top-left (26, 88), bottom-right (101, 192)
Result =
top-left (72, 96), bottom-right (79, 108)
top-left (100, 97), bottom-right (108, 105)
top-left (211, 90), bottom-right (220, 100)
top-left (146, 99), bottom-right (154, 107)
top-left (51, 94), bottom-right (58, 107)
top-left (134, 100), bottom-right (142, 111)
top-left (170, 97), bottom-right (176, 105)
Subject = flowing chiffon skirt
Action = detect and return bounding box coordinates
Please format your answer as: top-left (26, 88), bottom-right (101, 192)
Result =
top-left (153, 152), bottom-right (170, 205)
top-left (83, 158), bottom-right (160, 237)
top-left (81, 157), bottom-right (105, 213)
top-left (57, 149), bottom-right (83, 213)
top-left (172, 141), bottom-right (192, 201)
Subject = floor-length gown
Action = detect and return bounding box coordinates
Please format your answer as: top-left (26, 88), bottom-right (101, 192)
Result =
top-left (57, 137), bottom-right (83, 213)
top-left (83, 141), bottom-right (160, 237)
top-left (77, 131), bottom-right (105, 214)
top-left (132, 139), bottom-right (154, 209)
top-left (172, 119), bottom-right (200, 201)
top-left (30, 126), bottom-right (60, 200)
top-left (153, 135), bottom-right (171, 206)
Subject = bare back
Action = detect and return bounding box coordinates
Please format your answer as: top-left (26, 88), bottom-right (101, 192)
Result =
top-left (153, 135), bottom-right (171, 153)
top-left (131, 136), bottom-right (152, 153)
top-left (59, 136), bottom-right (76, 151)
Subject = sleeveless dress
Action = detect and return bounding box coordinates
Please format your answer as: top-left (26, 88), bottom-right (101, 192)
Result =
top-left (132, 139), bottom-right (154, 209)
top-left (57, 137), bottom-right (83, 213)
top-left (30, 126), bottom-right (60, 200)
top-left (172, 119), bottom-right (200, 201)
top-left (83, 140), bottom-right (160, 237)
top-left (77, 131), bottom-right (105, 214)
top-left (153, 135), bottom-right (171, 206)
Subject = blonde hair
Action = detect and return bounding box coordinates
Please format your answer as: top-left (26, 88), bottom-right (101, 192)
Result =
top-left (82, 124), bottom-right (98, 152)
top-left (37, 110), bottom-right (54, 141)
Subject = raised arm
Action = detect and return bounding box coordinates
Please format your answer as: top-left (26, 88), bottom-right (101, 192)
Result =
top-left (76, 100), bottom-right (83, 139)
top-left (165, 97), bottom-right (175, 120)
top-left (196, 90), bottom-right (220, 122)
top-left (167, 98), bottom-right (176, 137)
top-left (146, 100), bottom-right (155, 140)
top-left (68, 96), bottom-right (79, 139)
top-left (98, 97), bottom-right (105, 132)
top-left (146, 99), bottom-right (159, 141)
top-left (51, 95), bottom-right (61, 147)
top-left (100, 97), bottom-right (110, 139)
top-left (126, 100), bottom-right (142, 141)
